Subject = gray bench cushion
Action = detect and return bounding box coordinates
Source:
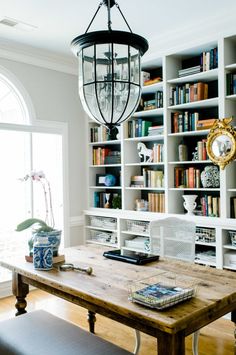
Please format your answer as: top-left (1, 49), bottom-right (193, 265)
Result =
top-left (0, 310), bottom-right (132, 355)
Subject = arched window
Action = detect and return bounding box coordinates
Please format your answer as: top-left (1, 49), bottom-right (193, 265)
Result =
top-left (0, 71), bottom-right (30, 124)
top-left (0, 67), bottom-right (66, 287)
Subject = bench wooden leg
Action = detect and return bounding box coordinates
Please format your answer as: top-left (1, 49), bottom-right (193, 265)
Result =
top-left (87, 310), bottom-right (96, 333)
top-left (231, 311), bottom-right (236, 354)
top-left (12, 272), bottom-right (29, 316)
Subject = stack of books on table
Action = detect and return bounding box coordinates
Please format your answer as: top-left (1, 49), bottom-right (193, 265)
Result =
top-left (178, 65), bottom-right (201, 77)
top-left (130, 282), bottom-right (195, 310)
top-left (148, 125), bottom-right (164, 136)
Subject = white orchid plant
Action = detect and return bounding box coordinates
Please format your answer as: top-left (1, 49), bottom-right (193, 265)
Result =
top-left (16, 170), bottom-right (55, 233)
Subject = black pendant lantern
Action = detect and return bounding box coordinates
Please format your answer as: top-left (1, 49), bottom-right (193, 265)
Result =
top-left (71, 0), bottom-right (148, 132)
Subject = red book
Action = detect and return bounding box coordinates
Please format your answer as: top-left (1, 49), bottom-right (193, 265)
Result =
top-left (188, 167), bottom-right (195, 188)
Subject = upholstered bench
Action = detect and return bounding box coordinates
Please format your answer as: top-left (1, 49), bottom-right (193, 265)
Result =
top-left (0, 310), bottom-right (132, 355)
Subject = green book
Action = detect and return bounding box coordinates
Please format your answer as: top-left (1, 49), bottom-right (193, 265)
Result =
top-left (141, 121), bottom-right (152, 136)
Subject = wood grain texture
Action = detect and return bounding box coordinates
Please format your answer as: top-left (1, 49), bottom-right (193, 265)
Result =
top-left (1, 245), bottom-right (236, 355)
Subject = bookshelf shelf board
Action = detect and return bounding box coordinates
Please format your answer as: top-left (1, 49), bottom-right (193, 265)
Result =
top-left (195, 241), bottom-right (216, 247)
top-left (122, 246), bottom-right (148, 253)
top-left (168, 160), bottom-right (212, 165)
top-left (168, 97), bottom-right (219, 110)
top-left (124, 135), bottom-right (164, 142)
top-left (125, 187), bottom-right (165, 191)
top-left (125, 162), bottom-right (164, 167)
top-left (133, 108), bottom-right (163, 117)
top-left (168, 130), bottom-right (209, 137)
top-left (90, 164), bottom-right (121, 168)
top-left (223, 244), bottom-right (236, 250)
top-left (226, 94), bottom-right (236, 100)
top-left (169, 187), bottom-right (220, 191)
top-left (86, 240), bottom-right (118, 248)
top-left (86, 226), bottom-right (118, 233)
top-left (142, 81), bottom-right (163, 94)
top-left (195, 260), bottom-right (216, 267)
top-left (89, 140), bottom-right (121, 146)
top-left (167, 68), bottom-right (218, 84)
top-left (225, 63), bottom-right (236, 70)
top-left (121, 230), bottom-right (149, 237)
top-left (227, 189), bottom-right (236, 192)
top-left (89, 186), bottom-right (121, 190)
top-left (223, 265), bottom-right (236, 271)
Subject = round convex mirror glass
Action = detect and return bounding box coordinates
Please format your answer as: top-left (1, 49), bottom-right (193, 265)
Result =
top-left (211, 134), bottom-right (233, 158)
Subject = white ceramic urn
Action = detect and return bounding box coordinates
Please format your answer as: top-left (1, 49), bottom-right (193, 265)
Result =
top-left (182, 195), bottom-right (198, 215)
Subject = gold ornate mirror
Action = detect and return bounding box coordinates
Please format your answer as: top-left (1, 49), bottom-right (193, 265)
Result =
top-left (206, 117), bottom-right (236, 169)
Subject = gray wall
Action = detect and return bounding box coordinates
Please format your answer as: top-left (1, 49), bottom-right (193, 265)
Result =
top-left (0, 57), bottom-right (86, 245)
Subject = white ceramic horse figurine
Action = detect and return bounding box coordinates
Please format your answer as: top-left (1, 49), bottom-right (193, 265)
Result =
top-left (137, 142), bottom-right (153, 163)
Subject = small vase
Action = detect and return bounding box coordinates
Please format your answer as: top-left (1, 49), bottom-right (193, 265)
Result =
top-left (33, 236), bottom-right (53, 270)
top-left (182, 195), bottom-right (198, 215)
top-left (201, 166), bottom-right (220, 188)
top-left (29, 230), bottom-right (61, 257)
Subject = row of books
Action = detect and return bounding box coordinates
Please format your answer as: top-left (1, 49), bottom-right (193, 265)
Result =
top-left (178, 48), bottom-right (218, 77)
top-left (138, 91), bottom-right (163, 112)
top-left (169, 82), bottom-right (208, 106)
top-left (199, 195), bottom-right (220, 217)
top-left (94, 192), bottom-right (121, 209)
top-left (175, 167), bottom-right (201, 188)
top-left (90, 126), bottom-right (109, 143)
top-left (127, 119), bottom-right (162, 138)
top-left (130, 170), bottom-right (164, 188)
top-left (171, 111), bottom-right (216, 133)
top-left (148, 193), bottom-right (165, 212)
top-left (201, 48), bottom-right (218, 71)
top-left (195, 139), bottom-right (208, 161)
top-left (92, 148), bottom-right (121, 165)
top-left (151, 143), bottom-right (164, 163)
top-left (226, 72), bottom-right (236, 95)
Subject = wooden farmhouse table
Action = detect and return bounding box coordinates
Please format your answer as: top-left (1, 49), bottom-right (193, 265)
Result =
top-left (1, 244), bottom-right (236, 355)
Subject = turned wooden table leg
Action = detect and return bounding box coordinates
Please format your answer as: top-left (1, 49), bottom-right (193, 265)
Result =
top-left (12, 272), bottom-right (29, 316)
top-left (87, 310), bottom-right (96, 333)
top-left (231, 311), bottom-right (236, 354)
top-left (158, 331), bottom-right (185, 355)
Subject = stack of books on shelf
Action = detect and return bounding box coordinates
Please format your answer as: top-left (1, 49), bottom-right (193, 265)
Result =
top-left (171, 112), bottom-right (199, 132)
top-left (200, 195), bottom-right (220, 217)
top-left (143, 91), bottom-right (163, 110)
top-left (201, 47), bottom-right (218, 71)
top-left (104, 151), bottom-right (121, 164)
top-left (130, 176), bottom-right (144, 188)
top-left (153, 143), bottom-right (164, 163)
top-left (169, 82), bottom-right (208, 106)
top-left (93, 147), bottom-right (111, 165)
top-left (142, 169), bottom-right (164, 188)
top-left (143, 77), bottom-right (162, 86)
top-left (127, 118), bottom-right (152, 138)
top-left (196, 139), bottom-right (208, 160)
top-left (174, 167), bottom-right (201, 188)
top-left (196, 118), bottom-right (216, 130)
top-left (90, 125), bottom-right (110, 142)
top-left (148, 125), bottom-right (164, 136)
top-left (226, 73), bottom-right (236, 95)
top-left (148, 193), bottom-right (165, 212)
top-left (178, 65), bottom-right (201, 77)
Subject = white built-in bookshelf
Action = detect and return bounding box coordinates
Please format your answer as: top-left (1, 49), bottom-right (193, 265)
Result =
top-left (84, 33), bottom-right (236, 271)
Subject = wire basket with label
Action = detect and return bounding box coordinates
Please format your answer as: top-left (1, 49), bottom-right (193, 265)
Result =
top-left (126, 220), bottom-right (150, 234)
top-left (90, 216), bottom-right (117, 230)
top-left (195, 227), bottom-right (216, 243)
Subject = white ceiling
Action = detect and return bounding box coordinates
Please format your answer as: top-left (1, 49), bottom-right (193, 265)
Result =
top-left (0, 0), bottom-right (235, 62)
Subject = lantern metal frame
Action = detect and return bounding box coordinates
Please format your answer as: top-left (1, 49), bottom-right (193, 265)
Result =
top-left (71, 0), bottom-right (149, 131)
